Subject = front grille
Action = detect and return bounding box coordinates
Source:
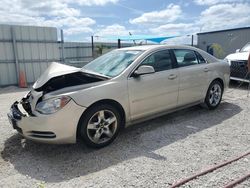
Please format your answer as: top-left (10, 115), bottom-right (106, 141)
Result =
top-left (11, 102), bottom-right (24, 120)
top-left (28, 131), bottom-right (56, 139)
top-left (230, 60), bottom-right (249, 79)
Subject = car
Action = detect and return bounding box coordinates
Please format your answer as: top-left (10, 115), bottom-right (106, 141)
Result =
top-left (225, 42), bottom-right (250, 83)
top-left (7, 45), bottom-right (230, 148)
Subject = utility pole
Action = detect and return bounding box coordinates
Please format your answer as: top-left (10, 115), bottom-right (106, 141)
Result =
top-left (91, 36), bottom-right (94, 58)
top-left (60, 29), bottom-right (65, 63)
top-left (191, 35), bottom-right (194, 46)
top-left (118, 39), bottom-right (121, 48)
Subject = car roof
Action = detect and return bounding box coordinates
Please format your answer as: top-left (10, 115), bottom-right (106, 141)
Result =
top-left (117, 44), bottom-right (198, 51)
top-left (116, 44), bottom-right (219, 63)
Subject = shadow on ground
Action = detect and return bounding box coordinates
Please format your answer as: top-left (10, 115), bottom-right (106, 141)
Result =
top-left (229, 80), bottom-right (250, 91)
top-left (1, 102), bottom-right (241, 183)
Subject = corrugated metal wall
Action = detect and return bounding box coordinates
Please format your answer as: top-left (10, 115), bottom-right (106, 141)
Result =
top-left (0, 24), bottom-right (132, 87)
top-left (0, 25), bottom-right (60, 86)
top-left (0, 25), bottom-right (16, 86)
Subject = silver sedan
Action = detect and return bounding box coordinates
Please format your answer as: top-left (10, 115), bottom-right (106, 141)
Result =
top-left (8, 45), bottom-right (230, 148)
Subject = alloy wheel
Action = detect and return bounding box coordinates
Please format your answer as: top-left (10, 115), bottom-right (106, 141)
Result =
top-left (86, 110), bottom-right (118, 144)
top-left (209, 83), bottom-right (222, 106)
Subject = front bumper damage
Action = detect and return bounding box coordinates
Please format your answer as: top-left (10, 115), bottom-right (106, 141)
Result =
top-left (7, 94), bottom-right (86, 144)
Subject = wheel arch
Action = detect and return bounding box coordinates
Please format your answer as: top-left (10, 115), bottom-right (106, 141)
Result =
top-left (76, 99), bottom-right (126, 140)
top-left (203, 77), bottom-right (224, 103)
top-left (204, 77), bottom-right (224, 109)
top-left (210, 78), bottom-right (224, 92)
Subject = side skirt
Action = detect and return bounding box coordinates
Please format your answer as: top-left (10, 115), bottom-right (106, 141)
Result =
top-left (125, 100), bottom-right (203, 127)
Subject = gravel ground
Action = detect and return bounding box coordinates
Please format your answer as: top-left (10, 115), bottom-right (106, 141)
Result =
top-left (0, 83), bottom-right (250, 188)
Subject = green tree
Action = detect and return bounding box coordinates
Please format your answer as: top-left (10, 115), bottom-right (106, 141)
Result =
top-left (209, 43), bottom-right (225, 59)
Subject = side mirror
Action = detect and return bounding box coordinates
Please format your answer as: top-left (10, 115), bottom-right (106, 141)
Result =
top-left (133, 65), bottom-right (155, 77)
top-left (236, 49), bottom-right (240, 53)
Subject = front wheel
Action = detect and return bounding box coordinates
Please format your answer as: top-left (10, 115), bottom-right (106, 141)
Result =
top-left (78, 104), bottom-right (122, 148)
top-left (205, 80), bottom-right (223, 110)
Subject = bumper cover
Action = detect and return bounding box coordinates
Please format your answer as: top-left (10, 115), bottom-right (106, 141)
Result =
top-left (230, 76), bottom-right (250, 83)
top-left (7, 100), bottom-right (86, 144)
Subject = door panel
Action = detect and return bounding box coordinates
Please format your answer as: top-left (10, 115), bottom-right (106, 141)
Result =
top-left (128, 69), bottom-right (179, 120)
top-left (177, 65), bottom-right (209, 106)
top-left (172, 49), bottom-right (210, 106)
top-left (128, 50), bottom-right (179, 120)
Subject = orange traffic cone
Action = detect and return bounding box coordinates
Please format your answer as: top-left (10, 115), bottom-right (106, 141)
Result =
top-left (19, 71), bottom-right (27, 88)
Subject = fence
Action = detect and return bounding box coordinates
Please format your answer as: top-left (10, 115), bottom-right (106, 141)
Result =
top-left (61, 42), bottom-right (93, 68)
top-left (0, 25), bottom-right (60, 87)
top-left (0, 24), bottom-right (133, 87)
top-left (62, 42), bottom-right (132, 68)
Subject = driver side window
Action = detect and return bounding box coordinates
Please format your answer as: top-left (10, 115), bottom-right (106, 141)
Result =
top-left (141, 50), bottom-right (173, 72)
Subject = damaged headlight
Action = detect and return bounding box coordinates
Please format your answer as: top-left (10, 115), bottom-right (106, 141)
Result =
top-left (36, 96), bottom-right (71, 114)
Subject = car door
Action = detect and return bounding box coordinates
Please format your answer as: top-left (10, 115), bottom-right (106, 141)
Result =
top-left (172, 49), bottom-right (210, 106)
top-left (128, 50), bottom-right (179, 121)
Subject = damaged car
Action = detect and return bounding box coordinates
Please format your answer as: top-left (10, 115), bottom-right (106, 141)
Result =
top-left (8, 45), bottom-right (230, 148)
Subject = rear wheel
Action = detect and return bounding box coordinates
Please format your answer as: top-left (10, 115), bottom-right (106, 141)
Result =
top-left (78, 104), bottom-right (121, 148)
top-left (205, 80), bottom-right (223, 110)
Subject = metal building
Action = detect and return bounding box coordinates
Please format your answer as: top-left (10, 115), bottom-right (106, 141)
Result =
top-left (197, 27), bottom-right (250, 58)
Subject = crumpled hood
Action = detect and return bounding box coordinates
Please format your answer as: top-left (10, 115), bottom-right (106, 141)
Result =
top-left (33, 62), bottom-right (80, 89)
top-left (225, 51), bottom-right (249, 61)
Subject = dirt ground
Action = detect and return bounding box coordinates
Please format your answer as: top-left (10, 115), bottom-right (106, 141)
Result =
top-left (0, 83), bottom-right (250, 188)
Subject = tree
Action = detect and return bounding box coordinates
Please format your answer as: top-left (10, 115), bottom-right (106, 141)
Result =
top-left (209, 43), bottom-right (225, 59)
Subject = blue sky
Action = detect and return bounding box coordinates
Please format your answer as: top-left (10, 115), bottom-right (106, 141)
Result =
top-left (0, 0), bottom-right (250, 43)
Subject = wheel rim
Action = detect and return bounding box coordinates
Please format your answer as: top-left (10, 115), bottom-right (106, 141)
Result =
top-left (209, 84), bottom-right (222, 106)
top-left (86, 110), bottom-right (118, 144)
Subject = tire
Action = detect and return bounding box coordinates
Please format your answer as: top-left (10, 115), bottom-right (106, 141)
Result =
top-left (205, 80), bottom-right (223, 110)
top-left (78, 104), bottom-right (122, 148)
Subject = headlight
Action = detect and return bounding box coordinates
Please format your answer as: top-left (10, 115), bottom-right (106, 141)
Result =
top-left (36, 96), bottom-right (71, 114)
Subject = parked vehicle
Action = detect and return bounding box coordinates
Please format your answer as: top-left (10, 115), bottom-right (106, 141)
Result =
top-left (225, 42), bottom-right (250, 82)
top-left (8, 45), bottom-right (230, 148)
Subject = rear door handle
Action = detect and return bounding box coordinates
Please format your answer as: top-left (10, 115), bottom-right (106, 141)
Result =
top-left (204, 67), bottom-right (209, 72)
top-left (168, 74), bottom-right (177, 80)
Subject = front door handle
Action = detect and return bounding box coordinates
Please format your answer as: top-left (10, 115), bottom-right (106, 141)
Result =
top-left (168, 74), bottom-right (177, 80)
top-left (204, 67), bottom-right (209, 72)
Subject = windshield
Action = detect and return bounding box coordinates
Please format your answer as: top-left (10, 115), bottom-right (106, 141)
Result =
top-left (82, 50), bottom-right (143, 77)
top-left (241, 43), bottom-right (250, 52)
